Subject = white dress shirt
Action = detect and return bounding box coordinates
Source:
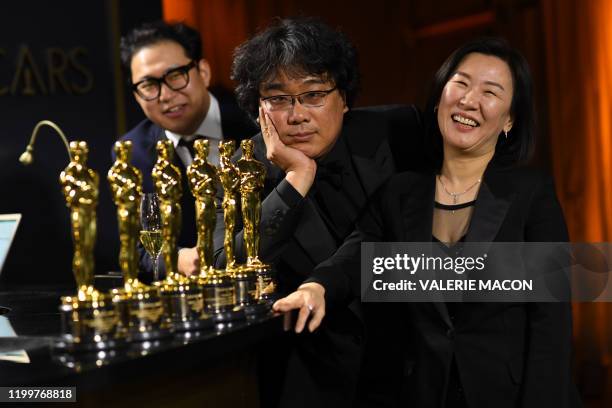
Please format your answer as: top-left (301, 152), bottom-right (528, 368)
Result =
top-left (165, 93), bottom-right (223, 166)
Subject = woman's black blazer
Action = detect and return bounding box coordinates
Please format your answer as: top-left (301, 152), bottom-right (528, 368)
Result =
top-left (316, 164), bottom-right (581, 408)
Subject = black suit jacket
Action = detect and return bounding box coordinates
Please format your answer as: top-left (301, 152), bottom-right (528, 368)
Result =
top-left (212, 105), bottom-right (424, 408)
top-left (116, 91), bottom-right (257, 276)
top-left (330, 164), bottom-right (580, 408)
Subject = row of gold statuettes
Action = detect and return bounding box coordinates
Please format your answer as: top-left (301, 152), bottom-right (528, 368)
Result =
top-left (52, 137), bottom-right (274, 351)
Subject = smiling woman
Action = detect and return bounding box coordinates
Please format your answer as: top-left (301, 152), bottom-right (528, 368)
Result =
top-left (426, 38), bottom-right (536, 172)
top-left (366, 37), bottom-right (580, 408)
top-left (436, 53), bottom-right (514, 161)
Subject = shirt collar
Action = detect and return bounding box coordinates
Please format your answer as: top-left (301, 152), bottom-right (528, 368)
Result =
top-left (165, 92), bottom-right (223, 147)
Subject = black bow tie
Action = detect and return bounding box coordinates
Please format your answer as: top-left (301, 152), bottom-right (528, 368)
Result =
top-left (316, 161), bottom-right (344, 190)
top-left (178, 136), bottom-right (205, 158)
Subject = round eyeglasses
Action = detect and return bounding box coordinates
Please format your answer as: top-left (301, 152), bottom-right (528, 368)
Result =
top-left (131, 61), bottom-right (197, 101)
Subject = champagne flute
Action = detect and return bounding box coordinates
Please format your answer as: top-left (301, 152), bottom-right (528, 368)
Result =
top-left (140, 193), bottom-right (164, 281)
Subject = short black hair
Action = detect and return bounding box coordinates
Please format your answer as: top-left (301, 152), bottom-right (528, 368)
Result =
top-left (120, 21), bottom-right (203, 83)
top-left (231, 17), bottom-right (360, 121)
top-left (425, 37), bottom-right (536, 169)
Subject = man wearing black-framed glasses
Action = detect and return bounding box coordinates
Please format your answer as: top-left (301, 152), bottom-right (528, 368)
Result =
top-left (131, 60), bottom-right (198, 101)
top-left (116, 21), bottom-right (257, 279)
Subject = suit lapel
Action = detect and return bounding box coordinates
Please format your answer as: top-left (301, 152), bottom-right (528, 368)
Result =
top-left (400, 174), bottom-right (454, 328)
top-left (345, 109), bottom-right (395, 197)
top-left (454, 167), bottom-right (515, 328)
top-left (292, 198), bottom-right (338, 267)
top-left (401, 173), bottom-right (435, 242)
top-left (465, 167), bottom-right (515, 243)
top-left (147, 125), bottom-right (165, 157)
top-left (351, 145), bottom-right (394, 198)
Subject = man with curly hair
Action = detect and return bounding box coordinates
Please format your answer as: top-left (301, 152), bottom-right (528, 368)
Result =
top-left (214, 17), bottom-right (424, 407)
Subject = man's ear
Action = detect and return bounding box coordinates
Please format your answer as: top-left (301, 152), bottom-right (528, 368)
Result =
top-left (198, 59), bottom-right (211, 87)
top-left (340, 90), bottom-right (349, 113)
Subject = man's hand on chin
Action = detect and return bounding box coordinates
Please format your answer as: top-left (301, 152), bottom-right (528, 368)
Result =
top-left (259, 106), bottom-right (316, 197)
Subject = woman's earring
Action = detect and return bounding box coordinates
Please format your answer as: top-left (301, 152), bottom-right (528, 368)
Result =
top-left (504, 130), bottom-right (508, 139)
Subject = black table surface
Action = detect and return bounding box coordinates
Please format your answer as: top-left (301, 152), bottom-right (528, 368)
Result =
top-left (0, 282), bottom-right (284, 390)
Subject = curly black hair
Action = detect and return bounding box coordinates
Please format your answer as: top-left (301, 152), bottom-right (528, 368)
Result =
top-left (231, 17), bottom-right (360, 121)
top-left (120, 21), bottom-right (203, 83)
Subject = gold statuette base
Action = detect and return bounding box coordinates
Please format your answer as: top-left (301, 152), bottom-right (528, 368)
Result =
top-left (231, 265), bottom-right (271, 316)
top-left (231, 266), bottom-right (258, 307)
top-left (112, 286), bottom-right (173, 342)
top-left (155, 278), bottom-right (213, 332)
top-left (194, 271), bottom-right (246, 323)
top-left (55, 292), bottom-right (126, 351)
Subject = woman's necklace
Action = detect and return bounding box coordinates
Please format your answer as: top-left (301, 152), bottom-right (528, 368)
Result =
top-left (437, 174), bottom-right (481, 204)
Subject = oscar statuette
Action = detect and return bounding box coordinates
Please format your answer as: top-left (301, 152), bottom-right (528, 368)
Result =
top-left (152, 140), bottom-right (211, 331)
top-left (235, 140), bottom-right (275, 314)
top-left (56, 141), bottom-right (124, 350)
top-left (218, 141), bottom-right (240, 272)
top-left (187, 139), bottom-right (244, 322)
top-left (108, 141), bottom-right (171, 341)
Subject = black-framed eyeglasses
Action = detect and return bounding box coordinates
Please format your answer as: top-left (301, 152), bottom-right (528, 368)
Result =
top-left (131, 60), bottom-right (197, 101)
top-left (260, 87), bottom-right (337, 111)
